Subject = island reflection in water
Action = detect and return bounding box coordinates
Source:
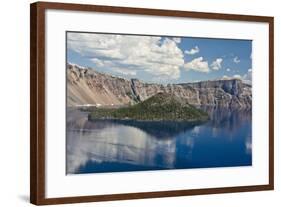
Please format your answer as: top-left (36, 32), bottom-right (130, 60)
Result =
top-left (66, 107), bottom-right (252, 174)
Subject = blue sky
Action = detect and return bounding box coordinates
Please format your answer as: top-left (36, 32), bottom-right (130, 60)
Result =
top-left (67, 32), bottom-right (252, 84)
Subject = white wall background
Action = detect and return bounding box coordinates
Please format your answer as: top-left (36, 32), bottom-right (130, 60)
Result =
top-left (0, 0), bottom-right (279, 206)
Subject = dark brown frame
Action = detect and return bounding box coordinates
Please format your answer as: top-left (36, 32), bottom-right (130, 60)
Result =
top-left (30, 1), bottom-right (274, 205)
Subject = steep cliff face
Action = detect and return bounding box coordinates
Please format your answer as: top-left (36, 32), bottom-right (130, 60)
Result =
top-left (183, 80), bottom-right (252, 108)
top-left (67, 64), bottom-right (251, 108)
top-left (67, 64), bottom-right (134, 106)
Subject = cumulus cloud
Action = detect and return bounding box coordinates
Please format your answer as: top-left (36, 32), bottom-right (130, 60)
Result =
top-left (113, 67), bottom-right (137, 76)
top-left (243, 68), bottom-right (252, 84)
top-left (184, 46), bottom-right (200, 55)
top-left (221, 75), bottom-right (231, 80)
top-left (91, 58), bottom-right (105, 67)
top-left (221, 69), bottom-right (252, 84)
top-left (233, 74), bottom-right (242, 79)
top-left (172, 37), bottom-right (181, 44)
top-left (184, 57), bottom-right (209, 73)
top-left (233, 56), bottom-right (240, 63)
top-left (221, 74), bottom-right (241, 80)
top-left (67, 33), bottom-right (184, 80)
top-left (211, 58), bottom-right (223, 70)
top-left (226, 68), bottom-right (231, 72)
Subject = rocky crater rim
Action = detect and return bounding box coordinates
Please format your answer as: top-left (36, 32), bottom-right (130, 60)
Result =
top-left (67, 62), bottom-right (247, 86)
top-left (67, 63), bottom-right (252, 109)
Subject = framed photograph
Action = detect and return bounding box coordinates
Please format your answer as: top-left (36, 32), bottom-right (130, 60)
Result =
top-left (30, 2), bottom-right (274, 205)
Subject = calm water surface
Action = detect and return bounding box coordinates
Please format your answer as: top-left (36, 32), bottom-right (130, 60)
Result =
top-left (66, 107), bottom-right (252, 174)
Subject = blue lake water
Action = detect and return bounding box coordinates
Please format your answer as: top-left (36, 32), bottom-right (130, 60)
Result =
top-left (66, 107), bottom-right (252, 174)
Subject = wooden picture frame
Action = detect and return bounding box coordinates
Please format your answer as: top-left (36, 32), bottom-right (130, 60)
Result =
top-left (30, 1), bottom-right (274, 205)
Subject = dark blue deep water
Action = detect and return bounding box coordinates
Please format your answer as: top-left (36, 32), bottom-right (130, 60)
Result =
top-left (66, 107), bottom-right (252, 174)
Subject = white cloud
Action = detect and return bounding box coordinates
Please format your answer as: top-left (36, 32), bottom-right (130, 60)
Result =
top-left (233, 56), bottom-right (240, 63)
top-left (172, 37), bottom-right (181, 44)
top-left (67, 33), bottom-right (184, 80)
top-left (221, 69), bottom-right (252, 84)
top-left (211, 58), bottom-right (223, 70)
top-left (113, 67), bottom-right (137, 76)
top-left (184, 46), bottom-right (200, 55)
top-left (184, 57), bottom-right (209, 73)
top-left (221, 74), bottom-right (241, 80)
top-left (91, 58), bottom-right (104, 67)
top-left (221, 75), bottom-right (231, 80)
top-left (243, 68), bottom-right (252, 84)
top-left (233, 74), bottom-right (242, 79)
top-left (226, 68), bottom-right (231, 72)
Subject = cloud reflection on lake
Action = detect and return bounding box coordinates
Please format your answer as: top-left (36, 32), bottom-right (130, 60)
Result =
top-left (66, 107), bottom-right (252, 174)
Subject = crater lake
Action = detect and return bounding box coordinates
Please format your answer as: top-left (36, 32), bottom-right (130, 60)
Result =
top-left (66, 106), bottom-right (252, 174)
